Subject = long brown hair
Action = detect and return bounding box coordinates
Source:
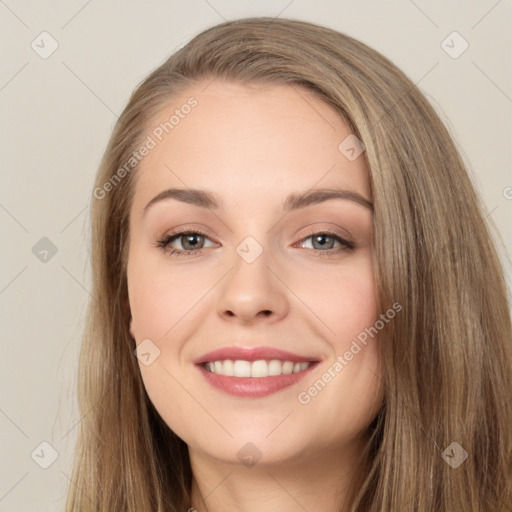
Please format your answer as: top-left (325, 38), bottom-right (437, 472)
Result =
top-left (66, 17), bottom-right (512, 511)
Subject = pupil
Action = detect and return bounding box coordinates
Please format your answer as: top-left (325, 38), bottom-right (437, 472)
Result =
top-left (185, 234), bottom-right (201, 249)
top-left (314, 234), bottom-right (332, 249)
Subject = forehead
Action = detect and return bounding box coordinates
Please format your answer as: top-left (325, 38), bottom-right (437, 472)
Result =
top-left (131, 80), bottom-right (371, 214)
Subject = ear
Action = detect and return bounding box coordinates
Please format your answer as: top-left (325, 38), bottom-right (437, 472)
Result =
top-left (123, 294), bottom-right (135, 340)
top-left (129, 316), bottom-right (135, 340)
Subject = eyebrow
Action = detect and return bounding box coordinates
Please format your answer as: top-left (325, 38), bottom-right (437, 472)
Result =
top-left (143, 187), bottom-right (373, 215)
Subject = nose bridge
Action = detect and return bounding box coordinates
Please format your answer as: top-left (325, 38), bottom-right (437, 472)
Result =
top-left (216, 233), bottom-right (288, 323)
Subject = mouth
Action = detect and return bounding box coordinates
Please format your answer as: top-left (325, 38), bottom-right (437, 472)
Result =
top-left (202, 359), bottom-right (313, 377)
top-left (194, 346), bottom-right (321, 398)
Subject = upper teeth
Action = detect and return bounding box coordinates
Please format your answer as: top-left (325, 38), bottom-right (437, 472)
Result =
top-left (205, 359), bottom-right (311, 377)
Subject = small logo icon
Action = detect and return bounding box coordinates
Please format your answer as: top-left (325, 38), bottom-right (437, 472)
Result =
top-left (441, 441), bottom-right (468, 468)
top-left (236, 236), bottom-right (263, 264)
top-left (134, 338), bottom-right (161, 366)
top-left (32, 237), bottom-right (58, 263)
top-left (31, 32), bottom-right (59, 59)
top-left (31, 441), bottom-right (59, 469)
top-left (237, 442), bottom-right (262, 467)
top-left (441, 32), bottom-right (469, 59)
top-left (338, 134), bottom-right (365, 161)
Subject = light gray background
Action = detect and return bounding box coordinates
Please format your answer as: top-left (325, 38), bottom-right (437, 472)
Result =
top-left (1, 1), bottom-right (511, 510)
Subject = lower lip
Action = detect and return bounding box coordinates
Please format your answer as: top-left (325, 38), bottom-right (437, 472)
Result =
top-left (197, 362), bottom-right (319, 398)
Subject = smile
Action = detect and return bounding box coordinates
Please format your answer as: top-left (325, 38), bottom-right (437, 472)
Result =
top-left (203, 359), bottom-right (312, 377)
top-left (195, 345), bottom-right (321, 398)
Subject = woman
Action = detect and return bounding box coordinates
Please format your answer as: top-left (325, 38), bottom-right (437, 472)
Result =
top-left (66, 17), bottom-right (512, 511)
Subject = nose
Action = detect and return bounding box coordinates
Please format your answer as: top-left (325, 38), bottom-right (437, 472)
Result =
top-left (216, 249), bottom-right (289, 325)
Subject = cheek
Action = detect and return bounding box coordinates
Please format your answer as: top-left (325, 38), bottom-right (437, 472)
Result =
top-left (329, 275), bottom-right (377, 348)
top-left (128, 277), bottom-right (169, 340)
top-left (127, 251), bottom-right (202, 340)
top-left (293, 262), bottom-right (381, 420)
top-left (297, 259), bottom-right (377, 350)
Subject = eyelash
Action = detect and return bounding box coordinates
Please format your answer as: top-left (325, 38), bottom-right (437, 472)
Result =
top-left (155, 227), bottom-right (355, 258)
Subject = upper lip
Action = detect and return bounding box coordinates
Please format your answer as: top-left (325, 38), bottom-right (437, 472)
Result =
top-left (194, 346), bottom-right (321, 364)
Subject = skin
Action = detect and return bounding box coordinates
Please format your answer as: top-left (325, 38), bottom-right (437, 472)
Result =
top-left (127, 79), bottom-right (383, 512)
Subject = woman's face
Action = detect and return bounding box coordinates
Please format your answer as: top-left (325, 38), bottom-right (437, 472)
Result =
top-left (127, 80), bottom-right (382, 467)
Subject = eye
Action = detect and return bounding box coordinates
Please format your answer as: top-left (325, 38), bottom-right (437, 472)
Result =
top-left (155, 228), bottom-right (355, 258)
top-left (296, 229), bottom-right (355, 256)
top-left (156, 229), bottom-right (216, 257)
